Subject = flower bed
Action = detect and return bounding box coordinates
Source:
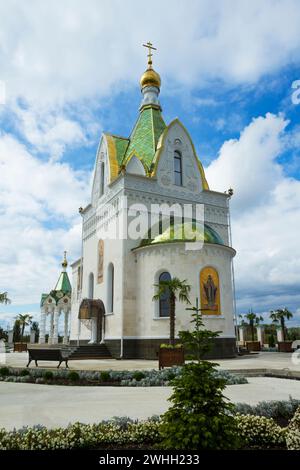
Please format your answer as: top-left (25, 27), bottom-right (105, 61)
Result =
top-left (0, 409), bottom-right (297, 450)
top-left (0, 366), bottom-right (247, 387)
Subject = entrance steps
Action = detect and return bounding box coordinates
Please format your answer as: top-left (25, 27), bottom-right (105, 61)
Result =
top-left (67, 344), bottom-right (112, 360)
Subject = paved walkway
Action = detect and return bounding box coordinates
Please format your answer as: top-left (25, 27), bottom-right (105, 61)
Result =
top-left (4, 351), bottom-right (300, 373)
top-left (0, 377), bottom-right (300, 430)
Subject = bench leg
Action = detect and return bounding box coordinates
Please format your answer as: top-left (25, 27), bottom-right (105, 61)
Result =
top-left (35, 360), bottom-right (38, 367)
top-left (26, 359), bottom-right (31, 368)
top-left (57, 361), bottom-right (62, 369)
top-left (65, 360), bottom-right (69, 369)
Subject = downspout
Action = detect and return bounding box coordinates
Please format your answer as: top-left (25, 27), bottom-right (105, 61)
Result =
top-left (227, 189), bottom-right (239, 354)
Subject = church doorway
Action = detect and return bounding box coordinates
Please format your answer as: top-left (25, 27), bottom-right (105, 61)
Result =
top-left (78, 299), bottom-right (105, 344)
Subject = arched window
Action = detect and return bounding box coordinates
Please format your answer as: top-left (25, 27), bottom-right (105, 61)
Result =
top-left (174, 150), bottom-right (182, 186)
top-left (88, 272), bottom-right (94, 299)
top-left (159, 271), bottom-right (171, 317)
top-left (100, 162), bottom-right (105, 196)
top-left (107, 263), bottom-right (114, 313)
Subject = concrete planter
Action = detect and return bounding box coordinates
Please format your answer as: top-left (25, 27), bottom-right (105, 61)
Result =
top-left (278, 341), bottom-right (293, 353)
top-left (158, 347), bottom-right (184, 370)
top-left (246, 341), bottom-right (261, 352)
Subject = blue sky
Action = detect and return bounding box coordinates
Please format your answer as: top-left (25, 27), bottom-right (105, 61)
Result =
top-left (0, 0), bottom-right (300, 329)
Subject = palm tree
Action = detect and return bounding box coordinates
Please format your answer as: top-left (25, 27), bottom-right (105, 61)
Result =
top-left (270, 308), bottom-right (293, 341)
top-left (0, 292), bottom-right (11, 304)
top-left (16, 314), bottom-right (33, 342)
top-left (241, 310), bottom-right (264, 341)
top-left (153, 277), bottom-right (191, 346)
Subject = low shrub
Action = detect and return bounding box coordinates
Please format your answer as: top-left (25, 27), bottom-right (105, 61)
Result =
top-left (68, 371), bottom-right (80, 382)
top-left (235, 397), bottom-right (300, 422)
top-left (100, 371), bottom-right (110, 382)
top-left (286, 405), bottom-right (300, 450)
top-left (0, 367), bottom-right (10, 377)
top-left (43, 371), bottom-right (54, 381)
top-left (20, 369), bottom-right (30, 377)
top-left (132, 371), bottom-right (145, 382)
top-left (235, 414), bottom-right (286, 448)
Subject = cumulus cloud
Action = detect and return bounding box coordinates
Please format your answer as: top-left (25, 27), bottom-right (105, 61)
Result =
top-left (0, 133), bottom-right (90, 312)
top-left (1, 0), bottom-right (300, 107)
top-left (206, 113), bottom-right (300, 319)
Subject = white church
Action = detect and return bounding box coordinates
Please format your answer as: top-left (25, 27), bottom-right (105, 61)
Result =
top-left (40, 44), bottom-right (237, 359)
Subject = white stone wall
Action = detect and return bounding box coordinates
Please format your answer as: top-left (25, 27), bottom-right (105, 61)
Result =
top-left (131, 242), bottom-right (236, 340)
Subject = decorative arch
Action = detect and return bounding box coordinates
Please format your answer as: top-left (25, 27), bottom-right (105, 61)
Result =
top-left (97, 240), bottom-right (104, 284)
top-left (125, 154), bottom-right (147, 176)
top-left (200, 266), bottom-right (221, 315)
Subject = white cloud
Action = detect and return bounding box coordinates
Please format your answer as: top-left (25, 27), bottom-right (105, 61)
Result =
top-left (0, 0), bottom-right (300, 108)
top-left (206, 113), bottom-right (300, 315)
top-left (0, 133), bottom-right (90, 310)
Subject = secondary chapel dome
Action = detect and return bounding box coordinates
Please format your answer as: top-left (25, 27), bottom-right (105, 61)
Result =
top-left (139, 222), bottom-right (224, 247)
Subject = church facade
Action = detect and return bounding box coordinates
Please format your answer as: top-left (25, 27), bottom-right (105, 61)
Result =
top-left (68, 46), bottom-right (237, 359)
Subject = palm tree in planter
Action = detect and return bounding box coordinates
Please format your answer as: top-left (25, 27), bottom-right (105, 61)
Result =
top-left (240, 310), bottom-right (263, 351)
top-left (270, 308), bottom-right (293, 352)
top-left (17, 314), bottom-right (33, 343)
top-left (153, 277), bottom-right (191, 368)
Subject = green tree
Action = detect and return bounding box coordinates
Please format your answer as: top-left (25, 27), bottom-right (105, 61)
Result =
top-left (0, 292), bottom-right (11, 305)
top-left (159, 305), bottom-right (238, 450)
top-left (270, 308), bottom-right (293, 341)
top-left (153, 277), bottom-right (191, 346)
top-left (179, 303), bottom-right (220, 361)
top-left (16, 314), bottom-right (33, 342)
top-left (240, 310), bottom-right (263, 341)
top-left (12, 319), bottom-right (21, 342)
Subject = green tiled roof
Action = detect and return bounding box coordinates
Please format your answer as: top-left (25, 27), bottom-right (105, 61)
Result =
top-left (54, 271), bottom-right (72, 294)
top-left (110, 135), bottom-right (129, 164)
top-left (40, 293), bottom-right (48, 307)
top-left (123, 107), bottom-right (166, 169)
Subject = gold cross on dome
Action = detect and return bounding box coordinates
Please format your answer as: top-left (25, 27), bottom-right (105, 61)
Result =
top-left (142, 41), bottom-right (157, 67)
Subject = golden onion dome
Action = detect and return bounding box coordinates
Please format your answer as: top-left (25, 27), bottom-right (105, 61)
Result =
top-left (140, 67), bottom-right (161, 89)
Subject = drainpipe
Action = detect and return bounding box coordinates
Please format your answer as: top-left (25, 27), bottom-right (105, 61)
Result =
top-left (227, 189), bottom-right (239, 354)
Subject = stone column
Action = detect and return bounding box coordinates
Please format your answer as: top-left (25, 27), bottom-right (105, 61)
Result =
top-left (89, 317), bottom-right (97, 344)
top-left (239, 327), bottom-right (244, 343)
top-left (277, 328), bottom-right (284, 343)
top-left (8, 330), bottom-right (14, 344)
top-left (30, 329), bottom-right (35, 344)
top-left (256, 326), bottom-right (264, 346)
top-left (52, 307), bottom-right (59, 344)
top-left (39, 308), bottom-right (47, 344)
top-left (100, 315), bottom-right (105, 344)
top-left (63, 310), bottom-right (69, 345)
top-left (48, 310), bottom-right (54, 344)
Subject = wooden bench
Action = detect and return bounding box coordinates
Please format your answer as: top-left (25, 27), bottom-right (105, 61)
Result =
top-left (27, 348), bottom-right (69, 368)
